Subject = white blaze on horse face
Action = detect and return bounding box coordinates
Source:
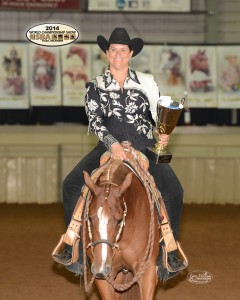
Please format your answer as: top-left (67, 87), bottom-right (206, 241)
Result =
top-left (97, 206), bottom-right (109, 269)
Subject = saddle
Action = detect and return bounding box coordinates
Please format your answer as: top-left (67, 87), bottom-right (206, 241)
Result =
top-left (52, 142), bottom-right (188, 273)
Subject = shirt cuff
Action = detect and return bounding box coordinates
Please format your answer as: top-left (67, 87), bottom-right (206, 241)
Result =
top-left (103, 134), bottom-right (119, 150)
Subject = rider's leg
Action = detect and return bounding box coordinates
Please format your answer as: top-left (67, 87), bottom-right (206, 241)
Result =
top-left (57, 144), bottom-right (106, 274)
top-left (148, 161), bottom-right (185, 281)
top-left (148, 161), bottom-right (183, 240)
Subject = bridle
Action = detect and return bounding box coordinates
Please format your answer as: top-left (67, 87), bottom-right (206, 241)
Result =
top-left (86, 182), bottom-right (127, 257)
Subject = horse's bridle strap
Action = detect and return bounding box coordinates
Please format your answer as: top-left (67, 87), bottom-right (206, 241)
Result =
top-left (90, 239), bottom-right (115, 249)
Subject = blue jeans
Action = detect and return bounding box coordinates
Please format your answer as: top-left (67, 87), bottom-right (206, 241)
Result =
top-left (62, 144), bottom-right (183, 257)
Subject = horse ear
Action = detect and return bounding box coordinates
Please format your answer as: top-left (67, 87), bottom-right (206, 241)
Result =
top-left (117, 172), bottom-right (133, 197)
top-left (83, 171), bottom-right (97, 195)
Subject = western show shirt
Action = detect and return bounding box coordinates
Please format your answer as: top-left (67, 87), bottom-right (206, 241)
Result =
top-left (85, 67), bottom-right (160, 151)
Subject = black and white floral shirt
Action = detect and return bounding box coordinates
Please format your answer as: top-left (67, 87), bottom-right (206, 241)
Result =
top-left (85, 67), bottom-right (160, 151)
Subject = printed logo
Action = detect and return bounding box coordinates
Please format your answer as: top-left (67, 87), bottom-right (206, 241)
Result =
top-left (187, 270), bottom-right (213, 284)
top-left (26, 23), bottom-right (79, 47)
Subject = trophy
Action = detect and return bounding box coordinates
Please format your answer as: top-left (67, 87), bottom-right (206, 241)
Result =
top-left (146, 96), bottom-right (185, 164)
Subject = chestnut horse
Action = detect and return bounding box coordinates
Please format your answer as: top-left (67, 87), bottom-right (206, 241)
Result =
top-left (82, 157), bottom-right (159, 300)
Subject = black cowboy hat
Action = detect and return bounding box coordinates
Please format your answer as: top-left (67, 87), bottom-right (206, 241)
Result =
top-left (97, 27), bottom-right (144, 57)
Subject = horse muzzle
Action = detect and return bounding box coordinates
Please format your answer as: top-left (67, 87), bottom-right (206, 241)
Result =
top-left (91, 263), bottom-right (112, 279)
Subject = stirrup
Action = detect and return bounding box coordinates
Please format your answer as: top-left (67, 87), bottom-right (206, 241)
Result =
top-left (162, 241), bottom-right (188, 273)
top-left (52, 233), bottom-right (80, 266)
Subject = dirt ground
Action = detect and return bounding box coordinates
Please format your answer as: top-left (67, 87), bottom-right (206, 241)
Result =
top-left (0, 203), bottom-right (239, 300)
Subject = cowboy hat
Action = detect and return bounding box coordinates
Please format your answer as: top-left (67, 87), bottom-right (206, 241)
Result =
top-left (97, 27), bottom-right (144, 57)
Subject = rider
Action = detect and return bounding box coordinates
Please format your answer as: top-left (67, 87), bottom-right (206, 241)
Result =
top-left (54, 28), bottom-right (185, 281)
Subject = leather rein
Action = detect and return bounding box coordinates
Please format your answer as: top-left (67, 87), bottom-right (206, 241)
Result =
top-left (82, 154), bottom-right (156, 293)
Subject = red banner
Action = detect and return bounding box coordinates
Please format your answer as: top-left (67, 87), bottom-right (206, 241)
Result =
top-left (0, 0), bottom-right (81, 10)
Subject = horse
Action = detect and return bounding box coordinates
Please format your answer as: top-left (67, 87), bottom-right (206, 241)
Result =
top-left (82, 155), bottom-right (160, 300)
top-left (161, 49), bottom-right (184, 86)
top-left (3, 48), bottom-right (22, 77)
top-left (62, 65), bottom-right (88, 85)
top-left (66, 46), bottom-right (87, 65)
top-left (190, 49), bottom-right (209, 76)
top-left (3, 77), bottom-right (24, 95)
top-left (189, 49), bottom-right (213, 92)
top-left (33, 47), bottom-right (56, 68)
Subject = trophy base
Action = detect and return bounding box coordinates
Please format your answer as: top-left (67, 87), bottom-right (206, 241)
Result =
top-left (146, 147), bottom-right (172, 164)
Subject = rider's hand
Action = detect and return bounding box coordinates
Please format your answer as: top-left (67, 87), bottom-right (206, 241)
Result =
top-left (158, 134), bottom-right (170, 147)
top-left (111, 143), bottom-right (127, 160)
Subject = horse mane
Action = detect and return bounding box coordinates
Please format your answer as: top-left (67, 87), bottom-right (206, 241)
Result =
top-left (97, 159), bottom-right (129, 186)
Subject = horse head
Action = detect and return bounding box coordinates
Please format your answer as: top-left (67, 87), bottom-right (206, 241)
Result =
top-left (66, 46), bottom-right (87, 65)
top-left (83, 170), bottom-right (133, 279)
top-left (190, 49), bottom-right (209, 75)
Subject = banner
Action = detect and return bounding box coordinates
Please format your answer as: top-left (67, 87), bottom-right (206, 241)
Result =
top-left (154, 46), bottom-right (186, 101)
top-left (0, 0), bottom-right (80, 10)
top-left (29, 44), bottom-right (61, 106)
top-left (88, 0), bottom-right (191, 12)
top-left (0, 43), bottom-right (29, 109)
top-left (217, 46), bottom-right (240, 108)
top-left (186, 46), bottom-right (217, 107)
top-left (61, 44), bottom-right (92, 106)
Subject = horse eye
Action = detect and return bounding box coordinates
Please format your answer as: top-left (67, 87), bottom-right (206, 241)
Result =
top-left (117, 219), bottom-right (122, 225)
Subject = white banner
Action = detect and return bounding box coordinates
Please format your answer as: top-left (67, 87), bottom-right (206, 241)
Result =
top-left (217, 46), bottom-right (240, 108)
top-left (29, 44), bottom-right (61, 106)
top-left (61, 44), bottom-right (92, 106)
top-left (186, 46), bottom-right (217, 107)
top-left (0, 43), bottom-right (29, 109)
top-left (88, 0), bottom-right (191, 12)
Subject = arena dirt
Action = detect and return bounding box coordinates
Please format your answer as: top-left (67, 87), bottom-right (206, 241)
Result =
top-left (0, 203), bottom-right (239, 300)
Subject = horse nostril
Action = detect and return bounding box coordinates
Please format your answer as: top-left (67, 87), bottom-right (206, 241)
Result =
top-left (104, 266), bottom-right (111, 275)
top-left (91, 264), bottom-right (111, 278)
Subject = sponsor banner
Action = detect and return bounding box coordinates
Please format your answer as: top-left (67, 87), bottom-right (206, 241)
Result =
top-left (88, 0), bottom-right (191, 12)
top-left (29, 44), bottom-right (61, 106)
top-left (0, 43), bottom-right (29, 109)
top-left (61, 44), bottom-right (92, 106)
top-left (186, 46), bottom-right (217, 107)
top-left (154, 45), bottom-right (186, 101)
top-left (0, 0), bottom-right (81, 10)
top-left (217, 46), bottom-right (240, 108)
top-left (26, 23), bottom-right (79, 47)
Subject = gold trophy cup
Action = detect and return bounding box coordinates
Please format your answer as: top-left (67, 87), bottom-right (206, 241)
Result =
top-left (146, 97), bottom-right (185, 163)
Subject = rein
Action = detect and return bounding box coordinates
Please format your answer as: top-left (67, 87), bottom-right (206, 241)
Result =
top-left (82, 148), bottom-right (157, 293)
top-left (106, 154), bottom-right (156, 292)
top-left (83, 148), bottom-right (161, 292)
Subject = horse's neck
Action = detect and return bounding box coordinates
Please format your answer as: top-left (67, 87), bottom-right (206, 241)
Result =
top-left (98, 160), bottom-right (129, 185)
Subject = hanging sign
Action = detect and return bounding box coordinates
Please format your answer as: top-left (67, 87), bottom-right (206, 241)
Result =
top-left (0, 0), bottom-right (81, 11)
top-left (88, 0), bottom-right (191, 12)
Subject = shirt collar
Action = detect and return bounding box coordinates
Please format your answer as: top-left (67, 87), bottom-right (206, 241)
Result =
top-left (103, 67), bottom-right (140, 88)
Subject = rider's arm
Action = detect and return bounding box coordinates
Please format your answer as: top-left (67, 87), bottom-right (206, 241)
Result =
top-left (85, 80), bottom-right (119, 150)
